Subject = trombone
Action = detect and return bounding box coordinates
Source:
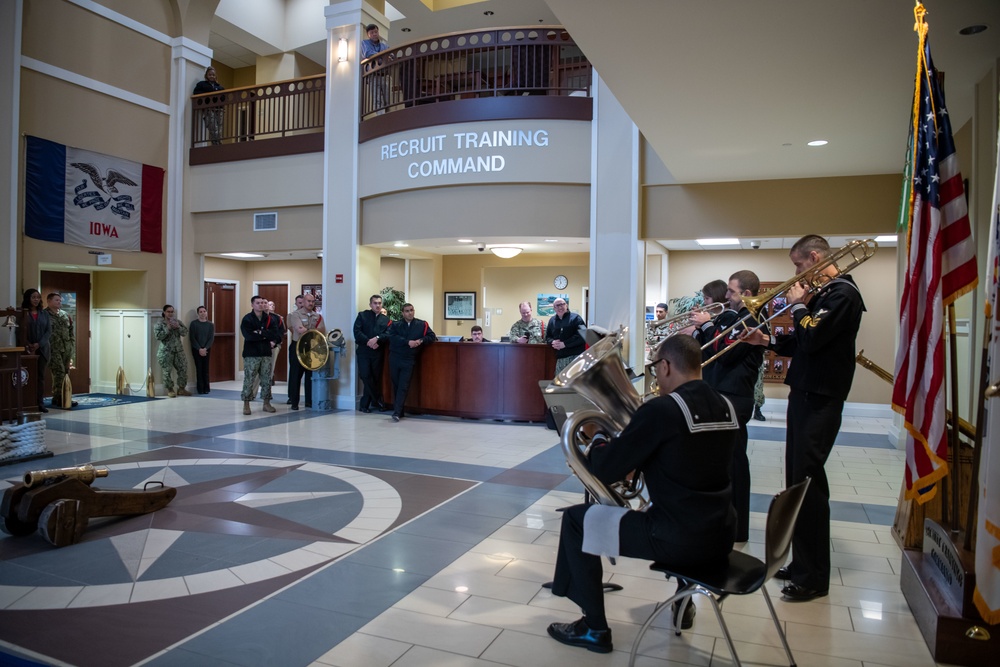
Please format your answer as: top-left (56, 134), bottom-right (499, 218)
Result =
top-left (700, 238), bottom-right (878, 367)
top-left (647, 302), bottom-right (726, 342)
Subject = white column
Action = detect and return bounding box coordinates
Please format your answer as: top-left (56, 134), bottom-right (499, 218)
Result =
top-left (167, 38), bottom-right (212, 308)
top-left (323, 0), bottom-right (366, 410)
top-left (0, 0), bottom-right (22, 307)
top-left (589, 72), bottom-right (645, 369)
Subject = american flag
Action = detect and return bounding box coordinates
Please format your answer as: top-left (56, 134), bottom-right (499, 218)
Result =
top-left (891, 7), bottom-right (978, 504)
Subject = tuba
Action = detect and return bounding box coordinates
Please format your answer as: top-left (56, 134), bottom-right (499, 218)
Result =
top-left (546, 329), bottom-right (648, 509)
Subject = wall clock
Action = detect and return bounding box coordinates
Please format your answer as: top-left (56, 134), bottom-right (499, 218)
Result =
top-left (554, 274), bottom-right (568, 290)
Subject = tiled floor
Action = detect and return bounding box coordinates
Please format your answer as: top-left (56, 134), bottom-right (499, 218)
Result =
top-left (0, 383), bottom-right (941, 666)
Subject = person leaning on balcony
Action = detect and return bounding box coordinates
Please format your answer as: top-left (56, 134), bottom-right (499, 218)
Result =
top-left (361, 24), bottom-right (389, 114)
top-left (193, 67), bottom-right (225, 145)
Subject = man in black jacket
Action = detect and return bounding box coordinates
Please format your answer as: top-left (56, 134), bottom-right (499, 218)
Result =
top-left (545, 298), bottom-right (586, 375)
top-left (240, 295), bottom-right (283, 415)
top-left (387, 303), bottom-right (436, 422)
top-left (547, 335), bottom-right (738, 653)
top-left (691, 270), bottom-right (767, 542)
top-left (354, 294), bottom-right (390, 413)
top-left (745, 234), bottom-right (866, 602)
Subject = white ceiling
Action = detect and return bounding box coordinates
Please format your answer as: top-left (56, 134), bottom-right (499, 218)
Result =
top-left (205, 0), bottom-right (999, 258)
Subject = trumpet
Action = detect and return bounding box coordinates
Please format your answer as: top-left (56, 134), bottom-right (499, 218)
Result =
top-left (647, 302), bottom-right (726, 342)
top-left (700, 239), bottom-right (878, 367)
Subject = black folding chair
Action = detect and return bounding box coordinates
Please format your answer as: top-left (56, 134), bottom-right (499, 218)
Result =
top-left (629, 478), bottom-right (811, 667)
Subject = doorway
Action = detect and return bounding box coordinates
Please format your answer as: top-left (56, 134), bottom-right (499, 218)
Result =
top-left (255, 283), bottom-right (289, 382)
top-left (204, 281), bottom-right (237, 382)
top-left (40, 270), bottom-right (91, 395)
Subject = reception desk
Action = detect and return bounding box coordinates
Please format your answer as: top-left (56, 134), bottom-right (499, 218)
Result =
top-left (380, 342), bottom-right (556, 421)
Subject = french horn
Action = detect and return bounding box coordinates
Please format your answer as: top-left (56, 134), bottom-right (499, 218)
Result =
top-left (546, 329), bottom-right (648, 509)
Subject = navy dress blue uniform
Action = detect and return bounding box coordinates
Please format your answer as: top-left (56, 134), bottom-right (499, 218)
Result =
top-left (354, 309), bottom-right (390, 411)
top-left (694, 307), bottom-right (767, 542)
top-left (387, 317), bottom-right (436, 419)
top-left (772, 276), bottom-right (865, 594)
top-left (551, 380), bottom-right (738, 628)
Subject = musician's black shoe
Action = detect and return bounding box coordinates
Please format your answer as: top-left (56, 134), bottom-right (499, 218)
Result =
top-left (546, 618), bottom-right (612, 653)
top-left (781, 582), bottom-right (828, 602)
top-left (671, 600), bottom-right (696, 629)
top-left (774, 566), bottom-right (792, 581)
top-left (291, 404), bottom-right (299, 411)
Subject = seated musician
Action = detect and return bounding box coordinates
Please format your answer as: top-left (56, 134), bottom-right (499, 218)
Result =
top-left (547, 335), bottom-right (738, 653)
top-left (468, 325), bottom-right (490, 342)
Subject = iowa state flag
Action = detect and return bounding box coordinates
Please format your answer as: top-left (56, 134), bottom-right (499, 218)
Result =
top-left (24, 136), bottom-right (163, 253)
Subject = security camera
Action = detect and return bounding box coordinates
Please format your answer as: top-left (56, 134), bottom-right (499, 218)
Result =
top-left (477, 243), bottom-right (485, 252)
top-left (750, 240), bottom-right (761, 250)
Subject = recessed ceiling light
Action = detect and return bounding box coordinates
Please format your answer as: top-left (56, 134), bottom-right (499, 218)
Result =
top-left (221, 252), bottom-right (266, 258)
top-left (545, 239), bottom-right (558, 242)
top-left (457, 238), bottom-right (474, 243)
top-left (807, 140), bottom-right (828, 147)
top-left (958, 24), bottom-right (988, 36)
top-left (696, 238), bottom-right (740, 246)
top-left (393, 242), bottom-right (409, 247)
top-left (875, 235), bottom-right (898, 243)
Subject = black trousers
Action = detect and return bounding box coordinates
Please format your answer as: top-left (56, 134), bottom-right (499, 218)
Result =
top-left (192, 348), bottom-right (211, 393)
top-left (357, 352), bottom-right (383, 410)
top-left (785, 389), bottom-right (843, 590)
top-left (287, 341), bottom-right (312, 407)
top-left (722, 393), bottom-right (753, 542)
top-left (552, 505), bottom-right (723, 627)
top-left (32, 355), bottom-right (48, 408)
top-left (389, 358), bottom-right (414, 418)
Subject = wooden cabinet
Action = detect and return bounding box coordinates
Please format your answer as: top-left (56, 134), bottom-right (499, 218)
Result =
top-left (381, 342), bottom-right (556, 421)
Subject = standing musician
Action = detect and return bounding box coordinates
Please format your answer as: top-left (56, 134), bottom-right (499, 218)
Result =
top-left (691, 270), bottom-right (767, 543)
top-left (744, 234), bottom-right (865, 602)
top-left (547, 335), bottom-right (738, 653)
top-left (287, 293), bottom-right (324, 411)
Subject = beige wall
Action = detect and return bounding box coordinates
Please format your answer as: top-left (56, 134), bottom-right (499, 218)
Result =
top-left (668, 246), bottom-right (898, 405)
top-left (24, 0), bottom-right (171, 104)
top-left (441, 253), bottom-right (590, 338)
top-left (93, 270), bottom-right (149, 309)
top-left (644, 174), bottom-right (900, 239)
top-left (379, 257), bottom-right (406, 293)
top-left (192, 205), bottom-right (324, 254)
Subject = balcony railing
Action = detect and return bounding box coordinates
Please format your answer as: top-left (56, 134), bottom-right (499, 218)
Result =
top-left (360, 26), bottom-right (592, 129)
top-left (190, 75), bottom-right (325, 164)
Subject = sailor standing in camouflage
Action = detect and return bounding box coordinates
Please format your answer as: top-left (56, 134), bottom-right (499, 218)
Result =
top-left (509, 301), bottom-right (543, 344)
top-left (45, 293), bottom-right (76, 409)
top-left (154, 305), bottom-right (190, 397)
top-left (240, 295), bottom-right (282, 415)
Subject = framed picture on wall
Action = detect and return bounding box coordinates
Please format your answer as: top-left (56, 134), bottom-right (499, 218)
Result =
top-left (302, 284), bottom-right (323, 313)
top-left (536, 294), bottom-right (569, 318)
top-left (444, 292), bottom-right (476, 320)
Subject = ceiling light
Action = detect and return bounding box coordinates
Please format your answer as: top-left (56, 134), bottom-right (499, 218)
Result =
top-left (875, 235), bottom-right (898, 243)
top-left (807, 140), bottom-right (828, 147)
top-left (393, 242), bottom-right (409, 247)
top-left (959, 24), bottom-right (988, 36)
top-left (457, 238), bottom-right (474, 243)
top-left (221, 252), bottom-right (266, 258)
top-left (545, 239), bottom-right (558, 242)
top-left (490, 246), bottom-right (522, 259)
top-left (388, 253), bottom-right (400, 257)
top-left (696, 238), bottom-right (739, 246)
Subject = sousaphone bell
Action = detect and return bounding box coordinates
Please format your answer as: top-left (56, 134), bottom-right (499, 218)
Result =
top-left (296, 328), bottom-right (346, 372)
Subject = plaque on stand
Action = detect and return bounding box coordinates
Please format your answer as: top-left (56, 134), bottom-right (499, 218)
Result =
top-left (900, 519), bottom-right (996, 666)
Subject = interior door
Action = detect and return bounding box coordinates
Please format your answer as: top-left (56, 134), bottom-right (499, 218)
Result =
top-left (205, 281), bottom-right (236, 382)
top-left (256, 284), bottom-right (289, 382)
top-left (41, 270), bottom-right (91, 395)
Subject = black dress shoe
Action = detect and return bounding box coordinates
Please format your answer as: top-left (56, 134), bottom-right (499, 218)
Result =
top-left (39, 406), bottom-right (49, 413)
top-left (781, 582), bottom-right (828, 602)
top-left (68, 401), bottom-right (79, 408)
top-left (376, 402), bottom-right (388, 412)
top-left (285, 398), bottom-right (292, 404)
top-left (291, 404), bottom-right (299, 411)
top-left (672, 600), bottom-right (696, 629)
top-left (546, 618), bottom-right (612, 653)
top-left (359, 407), bottom-right (371, 414)
top-left (305, 402), bottom-right (312, 408)
top-left (391, 414), bottom-right (400, 422)
top-left (774, 566), bottom-right (792, 581)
